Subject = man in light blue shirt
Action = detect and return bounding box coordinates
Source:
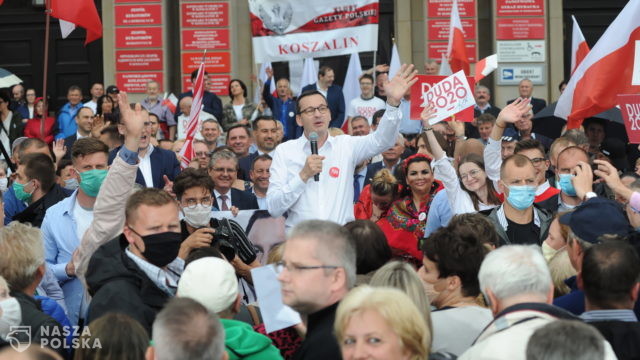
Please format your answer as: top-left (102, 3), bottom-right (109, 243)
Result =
top-left (424, 189), bottom-right (453, 237)
top-left (41, 137), bottom-right (110, 325)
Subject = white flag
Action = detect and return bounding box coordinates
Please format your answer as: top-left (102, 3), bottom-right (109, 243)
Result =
top-left (342, 53), bottom-right (363, 111)
top-left (438, 53), bottom-right (453, 76)
top-left (300, 57), bottom-right (318, 90)
top-left (389, 43), bottom-right (401, 79)
top-left (59, 19), bottom-right (76, 39)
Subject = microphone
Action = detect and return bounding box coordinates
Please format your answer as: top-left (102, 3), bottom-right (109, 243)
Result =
top-left (309, 132), bottom-right (319, 182)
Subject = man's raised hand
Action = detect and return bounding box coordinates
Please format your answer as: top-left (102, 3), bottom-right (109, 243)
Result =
top-left (496, 98), bottom-right (531, 125)
top-left (383, 64), bottom-right (418, 107)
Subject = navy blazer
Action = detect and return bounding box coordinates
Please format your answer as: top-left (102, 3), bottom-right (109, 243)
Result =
top-left (301, 83), bottom-right (345, 129)
top-left (63, 134), bottom-right (77, 159)
top-left (177, 90), bottom-right (223, 122)
top-left (364, 161), bottom-right (401, 187)
top-left (238, 152), bottom-right (259, 181)
top-left (108, 146), bottom-right (180, 189)
top-left (214, 188), bottom-right (259, 210)
top-left (507, 97), bottom-right (547, 114)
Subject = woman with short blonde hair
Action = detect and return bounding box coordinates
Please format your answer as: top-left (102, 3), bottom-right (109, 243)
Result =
top-left (335, 286), bottom-right (430, 360)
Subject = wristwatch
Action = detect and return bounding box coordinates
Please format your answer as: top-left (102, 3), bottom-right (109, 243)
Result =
top-left (583, 192), bottom-right (597, 201)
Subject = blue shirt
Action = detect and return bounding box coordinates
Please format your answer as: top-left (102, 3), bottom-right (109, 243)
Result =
top-left (398, 98), bottom-right (422, 135)
top-left (424, 189), bottom-right (453, 238)
top-left (56, 102), bottom-right (82, 140)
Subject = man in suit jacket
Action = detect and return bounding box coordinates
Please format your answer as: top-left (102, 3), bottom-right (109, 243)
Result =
top-left (301, 66), bottom-right (346, 129)
top-left (238, 116), bottom-right (278, 180)
top-left (177, 69), bottom-right (223, 123)
top-left (507, 79), bottom-right (547, 114)
top-left (63, 107), bottom-right (94, 159)
top-left (208, 149), bottom-right (259, 210)
top-left (107, 113), bottom-right (180, 188)
top-left (364, 134), bottom-right (405, 186)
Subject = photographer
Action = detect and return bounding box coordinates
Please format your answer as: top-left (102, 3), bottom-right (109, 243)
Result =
top-left (173, 168), bottom-right (261, 287)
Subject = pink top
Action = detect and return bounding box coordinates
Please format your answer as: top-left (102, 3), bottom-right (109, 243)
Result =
top-left (630, 192), bottom-right (640, 212)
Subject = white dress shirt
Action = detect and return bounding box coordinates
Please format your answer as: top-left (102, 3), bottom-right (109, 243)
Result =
top-left (83, 100), bottom-right (97, 115)
top-left (267, 104), bottom-right (402, 229)
top-left (138, 145), bottom-right (155, 187)
top-left (214, 189), bottom-right (232, 210)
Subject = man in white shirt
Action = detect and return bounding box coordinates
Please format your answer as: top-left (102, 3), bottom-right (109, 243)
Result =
top-left (267, 64), bottom-right (418, 229)
top-left (346, 74), bottom-right (385, 125)
top-left (176, 96), bottom-right (215, 140)
top-left (83, 83), bottom-right (103, 114)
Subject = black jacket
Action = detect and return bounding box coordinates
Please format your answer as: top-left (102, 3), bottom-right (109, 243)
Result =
top-left (590, 320), bottom-right (640, 360)
top-left (13, 184), bottom-right (71, 228)
top-left (293, 302), bottom-right (342, 360)
top-left (507, 97), bottom-right (547, 114)
top-left (214, 188), bottom-right (259, 211)
top-left (86, 235), bottom-right (170, 335)
top-left (11, 291), bottom-right (65, 355)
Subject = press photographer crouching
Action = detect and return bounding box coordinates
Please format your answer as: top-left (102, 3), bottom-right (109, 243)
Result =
top-left (173, 168), bottom-right (261, 301)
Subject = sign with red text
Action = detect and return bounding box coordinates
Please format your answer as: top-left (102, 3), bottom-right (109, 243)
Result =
top-left (115, 4), bottom-right (162, 26)
top-left (181, 52), bottom-right (230, 74)
top-left (496, 0), bottom-right (544, 17)
top-left (427, 0), bottom-right (476, 17)
top-left (116, 50), bottom-right (163, 71)
top-left (182, 74), bottom-right (231, 96)
top-left (115, 27), bottom-right (162, 48)
top-left (116, 72), bottom-right (163, 93)
top-left (249, 0), bottom-right (379, 62)
top-left (428, 42), bottom-right (477, 62)
top-left (427, 18), bottom-right (476, 41)
top-left (182, 2), bottom-right (229, 27)
top-left (496, 18), bottom-right (545, 39)
top-left (182, 29), bottom-right (230, 50)
top-left (619, 95), bottom-right (640, 143)
top-left (410, 73), bottom-right (475, 123)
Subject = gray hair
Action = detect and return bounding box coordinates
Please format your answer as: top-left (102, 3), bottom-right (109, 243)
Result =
top-left (201, 118), bottom-right (221, 130)
top-left (208, 149), bottom-right (237, 169)
top-left (152, 297), bottom-right (226, 360)
top-left (289, 220), bottom-right (357, 288)
top-left (478, 245), bottom-right (551, 302)
top-left (563, 129), bottom-right (589, 146)
top-left (475, 85), bottom-right (491, 95)
top-left (526, 320), bottom-right (604, 360)
top-left (0, 222), bottom-right (45, 292)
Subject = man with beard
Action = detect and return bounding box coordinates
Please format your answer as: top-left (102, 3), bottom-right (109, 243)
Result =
top-left (239, 116), bottom-right (278, 179)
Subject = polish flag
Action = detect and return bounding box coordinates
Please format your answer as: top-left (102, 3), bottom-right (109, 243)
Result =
top-left (474, 54), bottom-right (498, 82)
top-left (162, 93), bottom-right (178, 114)
top-left (556, 0), bottom-right (640, 129)
top-left (179, 61), bottom-right (205, 169)
top-left (570, 15), bottom-right (590, 75)
top-left (446, 0), bottom-right (469, 75)
top-left (50, 0), bottom-right (102, 45)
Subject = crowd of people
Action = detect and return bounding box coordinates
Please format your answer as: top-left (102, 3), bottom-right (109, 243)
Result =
top-left (0, 58), bottom-right (638, 360)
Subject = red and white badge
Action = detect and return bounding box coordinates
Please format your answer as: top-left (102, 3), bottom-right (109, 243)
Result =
top-left (329, 167), bottom-right (340, 178)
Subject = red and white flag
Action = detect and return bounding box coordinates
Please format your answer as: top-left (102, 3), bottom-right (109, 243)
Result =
top-left (570, 15), bottom-right (590, 75)
top-left (446, 0), bottom-right (469, 75)
top-left (179, 61), bottom-right (206, 169)
top-left (50, 0), bottom-right (102, 45)
top-left (474, 54), bottom-right (498, 82)
top-left (162, 93), bottom-right (178, 114)
top-left (555, 0), bottom-right (640, 129)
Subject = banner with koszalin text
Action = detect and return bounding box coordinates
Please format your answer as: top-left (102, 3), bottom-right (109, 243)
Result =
top-left (249, 0), bottom-right (379, 63)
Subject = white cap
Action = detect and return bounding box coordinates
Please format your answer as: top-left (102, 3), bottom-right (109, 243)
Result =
top-left (177, 257), bottom-right (238, 314)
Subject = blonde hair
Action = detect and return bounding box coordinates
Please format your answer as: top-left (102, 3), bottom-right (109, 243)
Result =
top-left (369, 261), bottom-right (433, 339)
top-left (266, 243), bottom-right (284, 265)
top-left (370, 168), bottom-right (398, 197)
top-left (0, 222), bottom-right (44, 292)
top-left (548, 248), bottom-right (576, 297)
top-left (329, 127), bottom-right (345, 136)
top-left (335, 286), bottom-right (430, 360)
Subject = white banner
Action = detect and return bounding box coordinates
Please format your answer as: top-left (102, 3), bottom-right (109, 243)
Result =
top-left (249, 0), bottom-right (379, 63)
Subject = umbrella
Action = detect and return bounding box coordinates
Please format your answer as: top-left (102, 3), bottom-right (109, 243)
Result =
top-left (0, 68), bottom-right (22, 89)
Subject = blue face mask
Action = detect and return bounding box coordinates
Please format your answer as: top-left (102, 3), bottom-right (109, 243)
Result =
top-left (558, 174), bottom-right (577, 197)
top-left (506, 185), bottom-right (536, 210)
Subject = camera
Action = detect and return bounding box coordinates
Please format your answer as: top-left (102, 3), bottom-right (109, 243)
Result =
top-left (210, 218), bottom-right (257, 264)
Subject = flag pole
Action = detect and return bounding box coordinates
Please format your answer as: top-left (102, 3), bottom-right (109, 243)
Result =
top-left (41, 0), bottom-right (52, 141)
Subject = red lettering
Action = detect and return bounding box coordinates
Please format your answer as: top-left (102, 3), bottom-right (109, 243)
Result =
top-left (278, 44), bottom-right (289, 55)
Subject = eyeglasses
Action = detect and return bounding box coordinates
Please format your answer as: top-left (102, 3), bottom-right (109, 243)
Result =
top-left (195, 151), bottom-right (210, 157)
top-left (530, 157), bottom-right (546, 166)
top-left (460, 169), bottom-right (482, 180)
top-left (273, 261), bottom-right (339, 274)
top-left (212, 167), bottom-right (236, 174)
top-left (183, 197), bottom-right (213, 209)
top-left (299, 105), bottom-right (329, 116)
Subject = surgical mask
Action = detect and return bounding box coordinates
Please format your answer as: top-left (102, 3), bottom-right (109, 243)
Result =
top-left (64, 178), bottom-right (79, 191)
top-left (12, 181), bottom-right (32, 202)
top-left (0, 297), bottom-right (22, 340)
top-left (506, 185), bottom-right (536, 210)
top-left (182, 204), bottom-right (212, 228)
top-left (131, 228), bottom-right (183, 268)
top-left (79, 169), bottom-right (108, 197)
top-left (558, 174), bottom-right (577, 197)
top-left (0, 178), bottom-right (7, 192)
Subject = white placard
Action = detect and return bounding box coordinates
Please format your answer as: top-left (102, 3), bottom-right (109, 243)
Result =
top-left (251, 265), bottom-right (302, 333)
top-left (497, 64), bottom-right (546, 85)
top-left (418, 70), bottom-right (475, 125)
top-left (497, 40), bottom-right (545, 63)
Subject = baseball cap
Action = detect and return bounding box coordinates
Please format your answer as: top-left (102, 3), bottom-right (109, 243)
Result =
top-left (106, 85), bottom-right (119, 94)
top-left (177, 257), bottom-right (238, 314)
top-left (560, 197), bottom-right (631, 244)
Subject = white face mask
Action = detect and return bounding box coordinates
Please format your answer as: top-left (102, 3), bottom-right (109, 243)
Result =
top-left (182, 203), bottom-right (212, 228)
top-left (0, 178), bottom-right (7, 192)
top-left (0, 297), bottom-right (22, 340)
